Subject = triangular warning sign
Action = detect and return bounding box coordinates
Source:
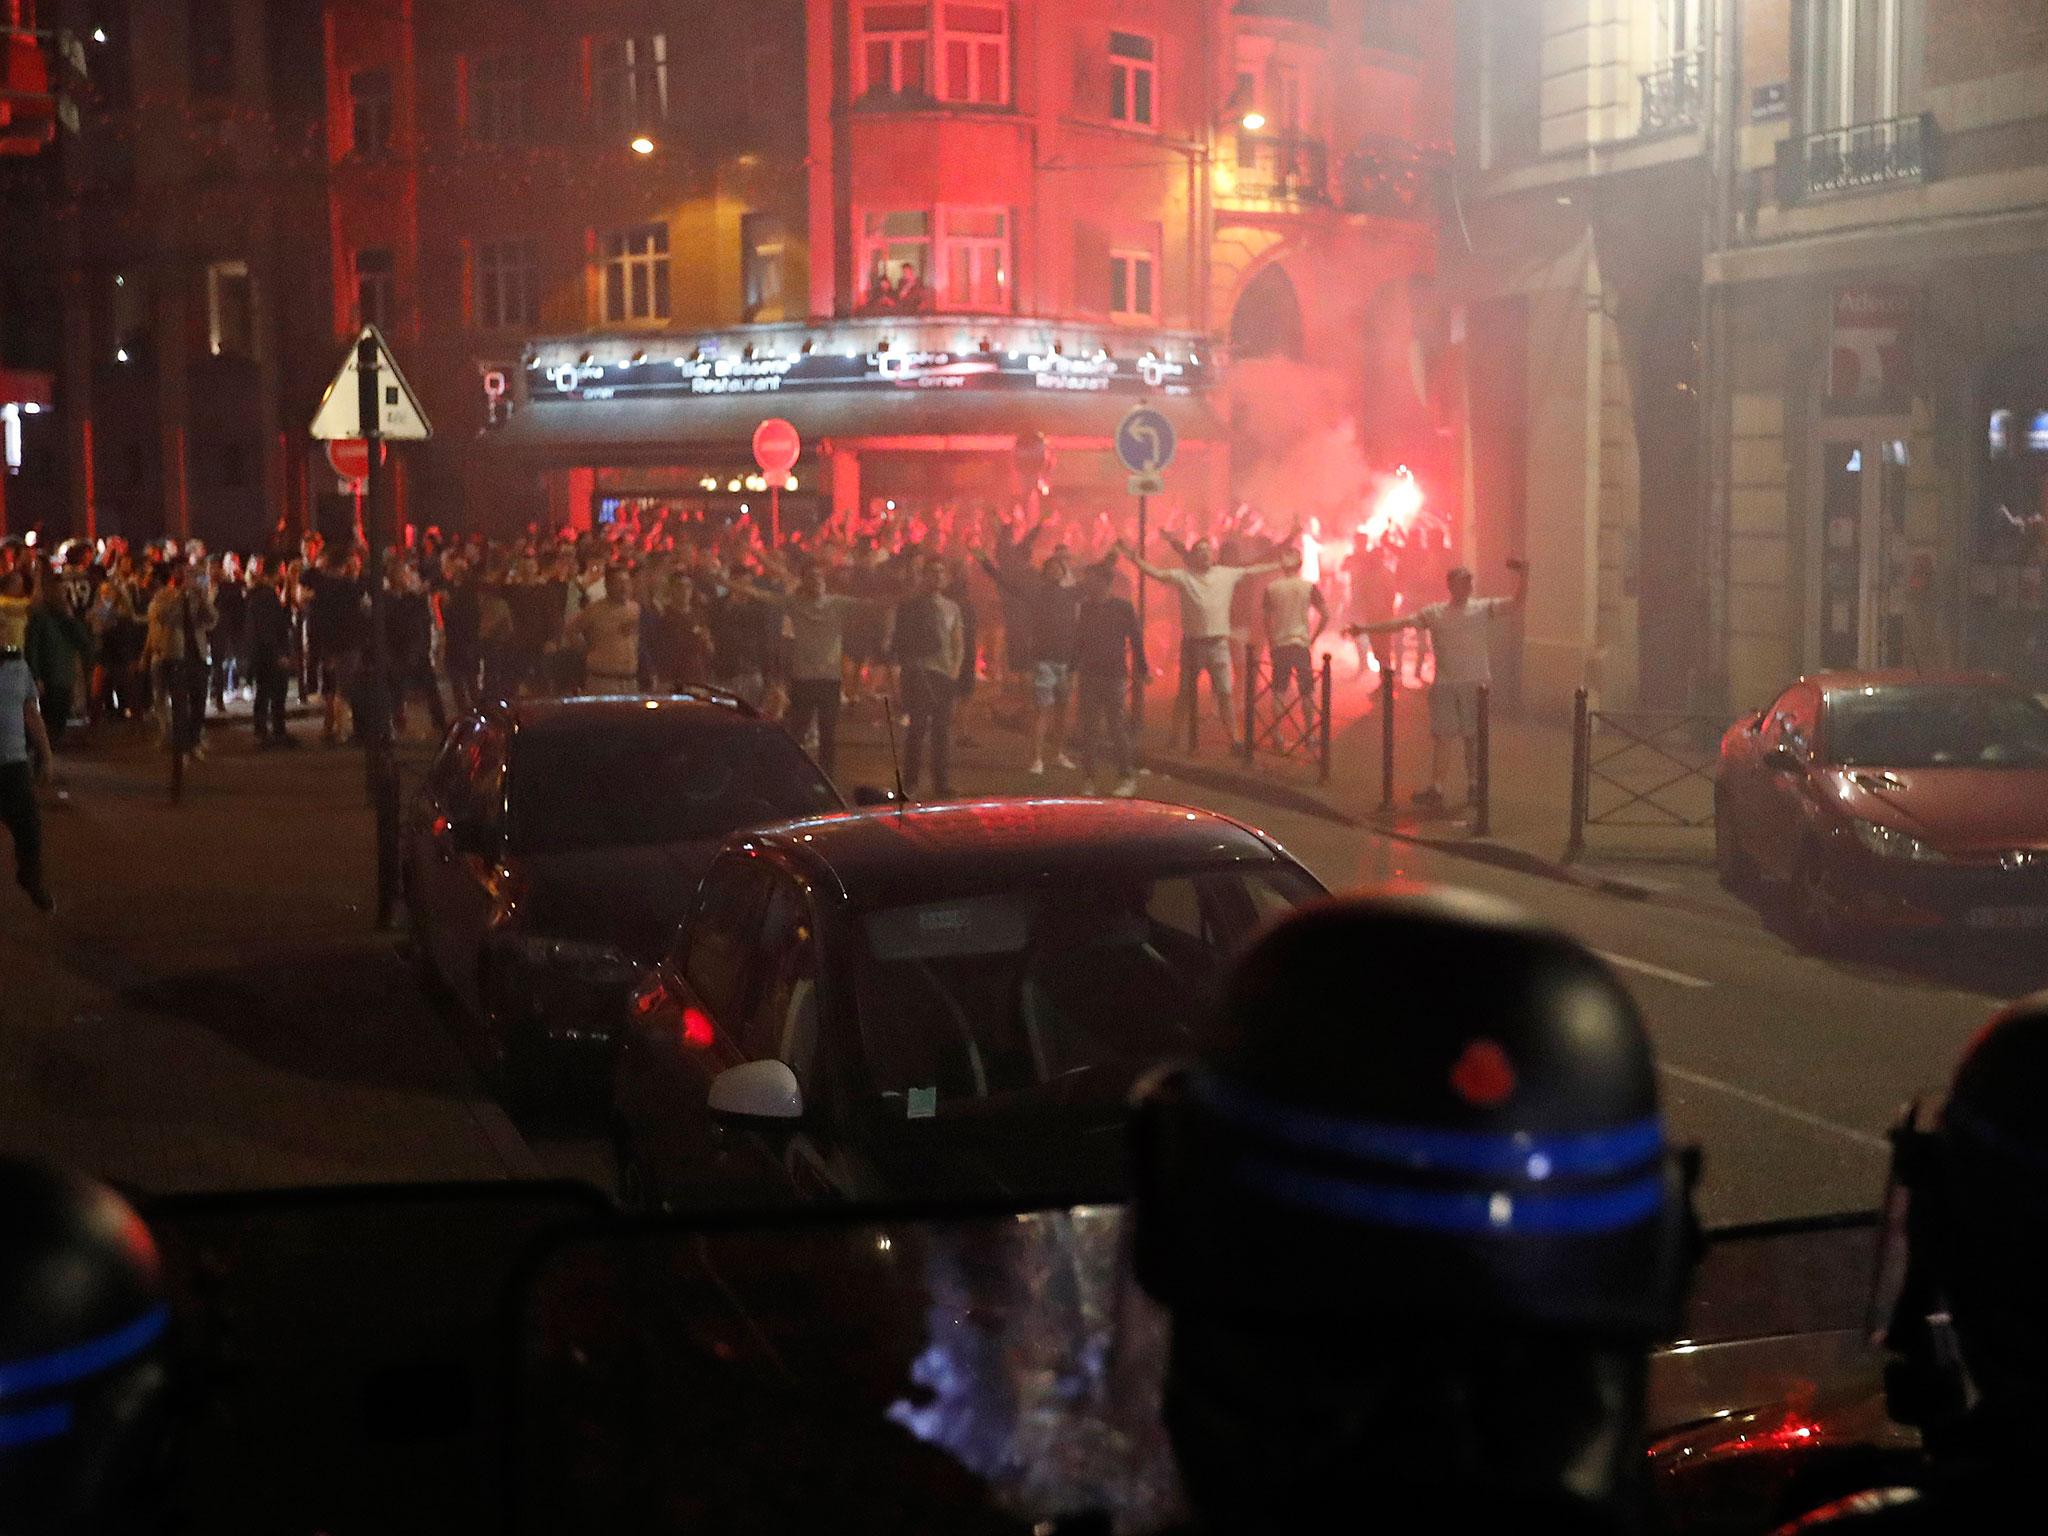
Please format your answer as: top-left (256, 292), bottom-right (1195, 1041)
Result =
top-left (310, 324), bottom-right (433, 441)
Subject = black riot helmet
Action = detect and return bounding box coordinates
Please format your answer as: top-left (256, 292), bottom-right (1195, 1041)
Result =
top-left (0, 1160), bottom-right (172, 1536)
top-left (1881, 994), bottom-right (2048, 1442)
top-left (1131, 891), bottom-right (1699, 1534)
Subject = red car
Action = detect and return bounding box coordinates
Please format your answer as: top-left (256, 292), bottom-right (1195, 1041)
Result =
top-left (1714, 671), bottom-right (2048, 946)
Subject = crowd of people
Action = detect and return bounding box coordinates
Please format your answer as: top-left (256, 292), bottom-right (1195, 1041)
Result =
top-left (0, 495), bottom-right (1484, 905)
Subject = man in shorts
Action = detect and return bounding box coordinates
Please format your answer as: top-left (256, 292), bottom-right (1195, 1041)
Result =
top-left (1120, 534), bottom-right (1288, 755)
top-left (1262, 543), bottom-right (1328, 733)
top-left (1349, 558), bottom-right (1528, 808)
top-left (976, 546), bottom-right (1079, 776)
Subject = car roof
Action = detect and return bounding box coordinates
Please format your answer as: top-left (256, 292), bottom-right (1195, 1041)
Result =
top-left (745, 797), bottom-right (1298, 907)
top-left (488, 690), bottom-right (761, 737)
top-left (1801, 669), bottom-right (2015, 693)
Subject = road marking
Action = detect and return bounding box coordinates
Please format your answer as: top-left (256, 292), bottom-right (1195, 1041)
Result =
top-left (1594, 950), bottom-right (1713, 989)
top-left (1659, 1063), bottom-right (1889, 1152)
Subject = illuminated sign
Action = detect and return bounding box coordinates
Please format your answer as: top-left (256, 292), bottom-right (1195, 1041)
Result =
top-left (528, 345), bottom-right (1207, 405)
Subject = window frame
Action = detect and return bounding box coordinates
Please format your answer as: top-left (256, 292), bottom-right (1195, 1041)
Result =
top-left (600, 223), bottom-right (671, 325)
top-left (1108, 246), bottom-right (1157, 322)
top-left (593, 32), bottom-right (670, 134)
top-left (857, 208), bottom-right (934, 302)
top-left (1108, 30), bottom-right (1157, 129)
top-left (353, 246), bottom-right (395, 332)
top-left (1805, 0), bottom-right (1903, 131)
top-left (349, 67), bottom-right (394, 158)
top-left (474, 239), bottom-right (539, 331)
top-left (465, 50), bottom-right (528, 146)
top-left (742, 211), bottom-right (789, 322)
top-left (936, 205), bottom-right (1010, 313)
top-left (205, 259), bottom-right (255, 359)
top-left (855, 2), bottom-right (1008, 106)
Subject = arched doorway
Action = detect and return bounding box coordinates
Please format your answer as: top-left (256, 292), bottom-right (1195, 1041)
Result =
top-left (1230, 262), bottom-right (1304, 361)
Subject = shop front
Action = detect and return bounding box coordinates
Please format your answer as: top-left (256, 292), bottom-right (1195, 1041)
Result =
top-left (490, 316), bottom-right (1228, 545)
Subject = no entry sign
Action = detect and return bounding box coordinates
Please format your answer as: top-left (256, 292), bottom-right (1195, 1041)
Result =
top-left (325, 437), bottom-right (385, 482)
top-left (752, 417), bottom-right (801, 478)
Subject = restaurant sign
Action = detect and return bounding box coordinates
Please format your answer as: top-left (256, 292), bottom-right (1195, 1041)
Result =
top-left (528, 344), bottom-right (1206, 405)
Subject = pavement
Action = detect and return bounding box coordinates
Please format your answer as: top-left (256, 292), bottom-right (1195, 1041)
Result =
top-left (4, 681), bottom-right (2043, 1229)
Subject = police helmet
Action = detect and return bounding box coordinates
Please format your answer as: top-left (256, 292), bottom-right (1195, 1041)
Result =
top-left (1133, 890), bottom-right (1698, 1340)
top-left (0, 1160), bottom-right (171, 1535)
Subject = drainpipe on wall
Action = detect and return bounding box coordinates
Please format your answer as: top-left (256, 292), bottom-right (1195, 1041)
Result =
top-left (1697, 0), bottom-right (1740, 716)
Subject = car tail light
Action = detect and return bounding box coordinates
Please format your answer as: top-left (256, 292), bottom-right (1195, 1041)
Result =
top-left (631, 981), bottom-right (714, 1050)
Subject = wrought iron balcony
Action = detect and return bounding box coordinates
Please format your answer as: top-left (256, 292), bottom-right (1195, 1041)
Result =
top-left (1639, 50), bottom-right (1704, 135)
top-left (1340, 138), bottom-right (1440, 219)
top-left (1776, 112), bottom-right (1935, 202)
top-left (1226, 134), bottom-right (1330, 205)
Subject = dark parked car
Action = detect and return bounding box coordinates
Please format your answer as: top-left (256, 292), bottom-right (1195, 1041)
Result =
top-left (404, 692), bottom-right (843, 1111)
top-left (1715, 670), bottom-right (2048, 946)
top-left (610, 797), bottom-right (1326, 1211)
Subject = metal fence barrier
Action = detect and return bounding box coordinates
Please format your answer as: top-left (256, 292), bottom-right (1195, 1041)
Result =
top-left (1566, 687), bottom-right (1721, 860)
top-left (1239, 652), bottom-right (1335, 782)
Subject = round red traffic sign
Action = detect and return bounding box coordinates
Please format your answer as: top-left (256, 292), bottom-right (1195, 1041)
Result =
top-left (325, 438), bottom-right (385, 482)
top-left (752, 417), bottom-right (801, 478)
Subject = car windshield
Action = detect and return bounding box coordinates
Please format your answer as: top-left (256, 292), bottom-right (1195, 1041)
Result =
top-left (508, 717), bottom-right (839, 854)
top-left (854, 864), bottom-right (1319, 1109)
top-left (1825, 685), bottom-right (2048, 768)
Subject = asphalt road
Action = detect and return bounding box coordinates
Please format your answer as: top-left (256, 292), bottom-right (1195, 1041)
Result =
top-left (2, 704), bottom-right (2031, 1228)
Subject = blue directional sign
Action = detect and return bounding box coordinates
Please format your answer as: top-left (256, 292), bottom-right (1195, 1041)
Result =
top-left (1116, 407), bottom-right (1177, 475)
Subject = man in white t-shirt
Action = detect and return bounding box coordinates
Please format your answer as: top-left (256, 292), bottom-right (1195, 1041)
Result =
top-left (1349, 559), bottom-right (1529, 808)
top-left (1118, 535), bottom-right (1287, 754)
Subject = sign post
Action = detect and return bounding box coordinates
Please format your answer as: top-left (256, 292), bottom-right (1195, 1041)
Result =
top-left (311, 325), bottom-right (432, 930)
top-left (1115, 407), bottom-right (1177, 725)
top-left (752, 417), bottom-right (801, 548)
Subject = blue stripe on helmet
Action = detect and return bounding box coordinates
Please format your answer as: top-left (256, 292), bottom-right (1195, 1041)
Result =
top-left (0, 1304), bottom-right (169, 1400)
top-left (0, 1403), bottom-right (74, 1450)
top-left (1192, 1070), bottom-right (1663, 1183)
top-left (1233, 1152), bottom-right (1669, 1237)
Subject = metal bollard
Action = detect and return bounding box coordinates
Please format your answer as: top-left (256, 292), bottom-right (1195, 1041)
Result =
top-left (1473, 683), bottom-right (1491, 838)
top-left (1378, 665), bottom-right (1396, 812)
top-left (1566, 687), bottom-right (1590, 862)
top-left (1242, 650), bottom-right (1257, 761)
top-left (1318, 654), bottom-right (1333, 783)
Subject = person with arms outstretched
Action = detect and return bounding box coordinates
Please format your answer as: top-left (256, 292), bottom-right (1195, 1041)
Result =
top-left (1116, 534), bottom-right (1288, 755)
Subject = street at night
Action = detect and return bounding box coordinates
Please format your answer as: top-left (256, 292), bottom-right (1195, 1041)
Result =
top-left (6, 0), bottom-right (2048, 1528)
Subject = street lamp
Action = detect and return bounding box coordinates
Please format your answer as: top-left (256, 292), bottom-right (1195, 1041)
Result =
top-left (629, 135), bottom-right (655, 155)
top-left (1240, 111), bottom-right (1267, 132)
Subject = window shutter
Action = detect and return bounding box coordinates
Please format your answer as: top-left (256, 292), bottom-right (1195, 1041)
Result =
top-left (1073, 222), bottom-right (1112, 313)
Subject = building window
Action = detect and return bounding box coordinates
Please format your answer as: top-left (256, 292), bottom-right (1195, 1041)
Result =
top-left (594, 34), bottom-right (668, 133)
top-left (857, 3), bottom-right (1006, 104)
top-left (1807, 0), bottom-right (1902, 130)
top-left (859, 210), bottom-right (932, 308)
top-left (743, 212), bottom-right (788, 321)
top-left (350, 68), bottom-right (393, 157)
top-left (1108, 32), bottom-right (1156, 127)
top-left (354, 247), bottom-right (394, 331)
top-left (475, 240), bottom-right (538, 330)
top-left (939, 207), bottom-right (1009, 311)
top-left (466, 52), bottom-right (527, 145)
top-left (601, 224), bottom-right (670, 323)
top-left (206, 260), bottom-right (255, 357)
top-left (1109, 248), bottom-right (1156, 320)
top-left (187, 0), bottom-right (233, 97)
top-left (859, 4), bottom-right (931, 98)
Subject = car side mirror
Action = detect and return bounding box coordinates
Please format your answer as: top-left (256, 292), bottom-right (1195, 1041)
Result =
top-left (708, 1059), bottom-right (804, 1122)
top-left (852, 785), bottom-right (898, 808)
top-left (1764, 746), bottom-right (1805, 776)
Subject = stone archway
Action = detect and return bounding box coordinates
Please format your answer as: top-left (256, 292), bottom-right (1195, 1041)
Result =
top-left (1229, 261), bottom-right (1305, 361)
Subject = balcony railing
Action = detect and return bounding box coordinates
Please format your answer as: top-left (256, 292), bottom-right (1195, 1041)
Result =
top-left (1227, 134), bottom-right (1330, 205)
top-left (1776, 112), bottom-right (1935, 203)
top-left (1639, 50), bottom-right (1704, 135)
top-left (1340, 139), bottom-right (1439, 219)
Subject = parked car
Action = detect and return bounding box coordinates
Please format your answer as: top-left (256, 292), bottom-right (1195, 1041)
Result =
top-left (1714, 670), bottom-right (2048, 946)
top-left (404, 692), bottom-right (844, 1113)
top-left (610, 797), bottom-right (1327, 1211)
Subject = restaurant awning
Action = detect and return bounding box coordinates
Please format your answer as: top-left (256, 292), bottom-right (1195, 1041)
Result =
top-left (488, 385), bottom-right (1225, 463)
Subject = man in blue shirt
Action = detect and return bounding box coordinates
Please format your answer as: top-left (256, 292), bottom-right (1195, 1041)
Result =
top-left (0, 651), bottom-right (54, 912)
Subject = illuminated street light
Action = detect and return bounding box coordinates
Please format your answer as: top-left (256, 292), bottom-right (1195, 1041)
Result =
top-left (629, 136), bottom-right (655, 155)
top-left (1241, 111), bottom-right (1266, 132)
top-left (92, 26), bottom-right (107, 42)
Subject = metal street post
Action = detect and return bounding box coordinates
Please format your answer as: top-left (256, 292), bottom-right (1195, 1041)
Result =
top-left (355, 334), bottom-right (400, 930)
top-left (1132, 493), bottom-right (1148, 725)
